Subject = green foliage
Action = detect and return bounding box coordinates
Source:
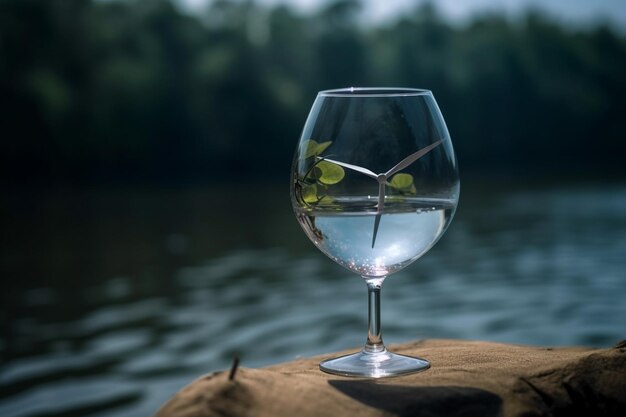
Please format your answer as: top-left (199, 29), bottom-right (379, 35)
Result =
top-left (295, 139), bottom-right (345, 206)
top-left (315, 160), bottom-right (345, 185)
top-left (302, 140), bottom-right (333, 159)
top-left (1, 0), bottom-right (625, 183)
top-left (389, 173), bottom-right (417, 195)
top-left (301, 183), bottom-right (318, 204)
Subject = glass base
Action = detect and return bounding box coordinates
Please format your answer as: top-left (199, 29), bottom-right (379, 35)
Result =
top-left (319, 348), bottom-right (430, 378)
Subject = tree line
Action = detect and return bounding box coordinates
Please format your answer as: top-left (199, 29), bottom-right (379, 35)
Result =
top-left (1, 0), bottom-right (625, 184)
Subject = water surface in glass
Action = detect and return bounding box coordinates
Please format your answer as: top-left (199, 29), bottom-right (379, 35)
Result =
top-left (291, 88), bottom-right (460, 376)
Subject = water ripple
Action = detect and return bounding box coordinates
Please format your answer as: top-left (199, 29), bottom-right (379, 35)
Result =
top-left (2, 183), bottom-right (625, 416)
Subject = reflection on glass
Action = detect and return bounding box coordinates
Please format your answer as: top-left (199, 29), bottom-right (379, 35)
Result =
top-left (291, 87), bottom-right (460, 377)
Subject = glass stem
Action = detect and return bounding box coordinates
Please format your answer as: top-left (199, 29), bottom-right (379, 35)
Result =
top-left (364, 277), bottom-right (386, 354)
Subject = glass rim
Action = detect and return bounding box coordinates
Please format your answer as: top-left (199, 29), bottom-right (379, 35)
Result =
top-left (318, 87), bottom-right (432, 97)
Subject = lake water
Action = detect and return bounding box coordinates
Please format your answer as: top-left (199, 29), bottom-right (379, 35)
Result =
top-left (1, 181), bottom-right (625, 416)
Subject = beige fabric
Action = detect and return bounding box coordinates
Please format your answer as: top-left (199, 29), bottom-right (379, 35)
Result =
top-left (155, 339), bottom-right (626, 417)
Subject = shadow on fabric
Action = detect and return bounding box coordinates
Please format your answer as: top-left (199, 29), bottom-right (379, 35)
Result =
top-left (329, 380), bottom-right (502, 417)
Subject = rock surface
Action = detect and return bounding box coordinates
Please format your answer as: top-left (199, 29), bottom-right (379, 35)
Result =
top-left (155, 339), bottom-right (626, 417)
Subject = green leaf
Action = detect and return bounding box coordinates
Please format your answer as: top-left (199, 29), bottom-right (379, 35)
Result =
top-left (316, 160), bottom-right (345, 185)
top-left (315, 141), bottom-right (332, 155)
top-left (302, 139), bottom-right (332, 158)
top-left (302, 183), bottom-right (318, 203)
top-left (302, 140), bottom-right (319, 159)
top-left (389, 173), bottom-right (414, 190)
top-left (317, 195), bottom-right (334, 204)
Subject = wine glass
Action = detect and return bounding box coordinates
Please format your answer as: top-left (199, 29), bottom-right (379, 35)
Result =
top-left (290, 87), bottom-right (459, 378)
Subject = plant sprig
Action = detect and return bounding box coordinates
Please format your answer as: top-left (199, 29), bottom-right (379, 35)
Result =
top-left (295, 139), bottom-right (417, 206)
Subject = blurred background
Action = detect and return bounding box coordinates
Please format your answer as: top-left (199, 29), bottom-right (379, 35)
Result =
top-left (1, 0), bottom-right (625, 416)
